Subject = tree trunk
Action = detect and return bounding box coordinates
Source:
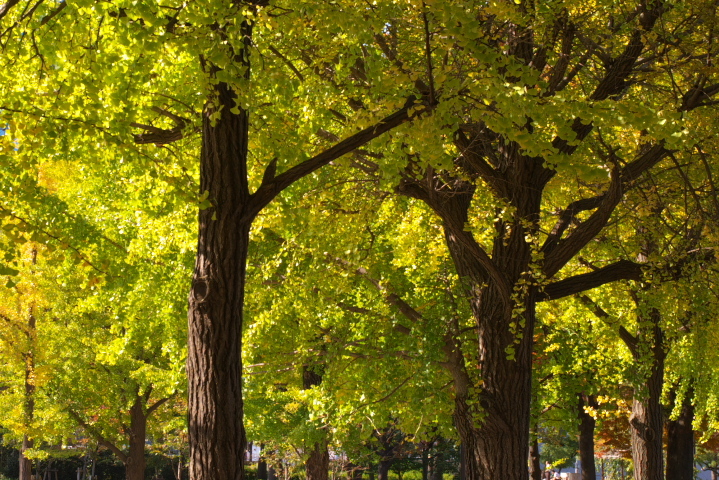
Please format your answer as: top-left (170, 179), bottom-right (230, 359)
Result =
top-left (303, 366), bottom-right (329, 480)
top-left (124, 397), bottom-right (147, 480)
top-left (578, 394), bottom-right (597, 480)
top-left (629, 311), bottom-right (664, 480)
top-left (187, 17), bottom-right (253, 474)
top-left (398, 148), bottom-right (549, 480)
top-left (529, 437), bottom-right (541, 480)
top-left (305, 442), bottom-right (329, 480)
top-left (451, 288), bottom-right (536, 480)
top-left (421, 445), bottom-right (429, 480)
top-left (19, 435), bottom-right (33, 480)
top-left (665, 391), bottom-right (694, 480)
top-left (378, 460), bottom-right (392, 480)
top-left (428, 449), bottom-right (444, 480)
top-left (257, 445), bottom-right (267, 480)
top-left (19, 308), bottom-right (36, 480)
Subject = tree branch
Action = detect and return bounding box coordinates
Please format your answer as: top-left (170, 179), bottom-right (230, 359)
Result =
top-left (575, 294), bottom-right (639, 357)
top-left (247, 96), bottom-right (426, 219)
top-left (543, 142), bottom-right (673, 278)
top-left (0, 0), bottom-right (20, 21)
top-left (329, 255), bottom-right (426, 326)
top-left (39, 0), bottom-right (65, 25)
top-left (68, 410), bottom-right (128, 463)
top-left (538, 260), bottom-right (643, 301)
top-left (146, 397), bottom-right (170, 417)
top-left (543, 168), bottom-right (623, 278)
top-left (551, 3), bottom-right (666, 155)
top-left (541, 195), bottom-right (605, 257)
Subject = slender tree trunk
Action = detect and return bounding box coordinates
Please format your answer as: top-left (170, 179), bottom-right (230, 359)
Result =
top-left (257, 446), bottom-right (268, 480)
top-left (421, 445), bottom-right (429, 480)
top-left (629, 311), bottom-right (664, 480)
top-left (529, 437), bottom-right (541, 480)
top-left (175, 456), bottom-right (183, 480)
top-left (578, 394), bottom-right (597, 480)
top-left (90, 447), bottom-right (97, 480)
top-left (19, 308), bottom-right (36, 480)
top-left (303, 366), bottom-right (329, 480)
top-left (665, 390), bottom-right (694, 480)
top-left (124, 397), bottom-right (147, 480)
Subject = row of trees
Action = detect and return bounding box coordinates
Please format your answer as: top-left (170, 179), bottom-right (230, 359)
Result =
top-left (1, 0), bottom-right (719, 480)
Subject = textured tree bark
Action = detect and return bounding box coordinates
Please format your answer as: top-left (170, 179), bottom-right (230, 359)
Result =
top-left (665, 391), bottom-right (694, 480)
top-left (446, 174), bottom-right (542, 480)
top-left (529, 437), bottom-right (541, 480)
top-left (399, 151), bottom-right (547, 480)
top-left (187, 75), bottom-right (251, 479)
top-left (18, 435), bottom-right (33, 480)
top-left (578, 394), bottom-right (597, 480)
top-left (125, 397), bottom-right (148, 480)
top-left (629, 311), bottom-right (664, 480)
top-left (305, 443), bottom-right (329, 480)
top-left (183, 16), bottom-right (417, 478)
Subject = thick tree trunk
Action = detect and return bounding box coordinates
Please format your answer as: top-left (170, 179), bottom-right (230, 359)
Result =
top-left (578, 394), bottom-right (597, 480)
top-left (305, 442), bottom-right (329, 480)
top-left (629, 312), bottom-right (664, 480)
top-left (428, 449), bottom-right (444, 480)
top-left (187, 54), bottom-right (252, 479)
top-left (125, 397), bottom-right (147, 480)
top-left (529, 437), bottom-right (541, 480)
top-left (19, 435), bottom-right (32, 480)
top-left (399, 150), bottom-right (547, 480)
top-left (451, 287), bottom-right (536, 480)
top-left (378, 459), bottom-right (392, 480)
top-left (665, 391), bottom-right (694, 480)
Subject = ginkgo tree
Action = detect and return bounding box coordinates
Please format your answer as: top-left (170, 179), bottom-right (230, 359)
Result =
top-left (0, 0), bottom-right (434, 478)
top-left (0, 69), bottom-right (194, 480)
top-left (242, 178), bottom-right (459, 480)
top-left (368, 1), bottom-right (719, 478)
top-left (3, 2), bottom-right (719, 480)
